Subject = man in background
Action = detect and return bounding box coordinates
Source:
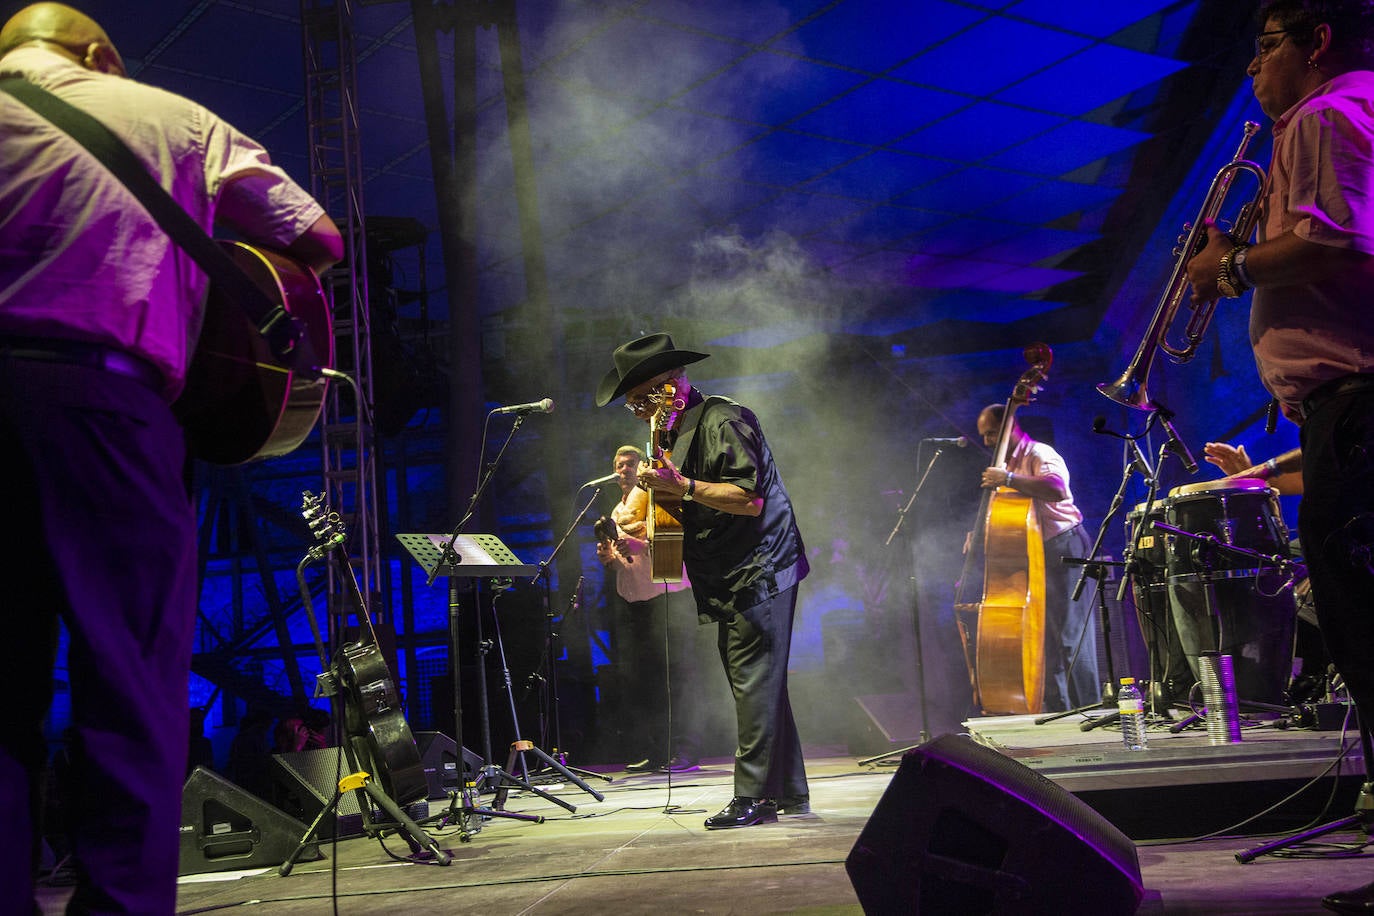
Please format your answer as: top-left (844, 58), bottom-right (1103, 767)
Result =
top-left (596, 443), bottom-right (703, 775)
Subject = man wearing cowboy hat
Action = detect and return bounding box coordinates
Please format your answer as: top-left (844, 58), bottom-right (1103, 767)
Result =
top-left (597, 332), bottom-right (811, 828)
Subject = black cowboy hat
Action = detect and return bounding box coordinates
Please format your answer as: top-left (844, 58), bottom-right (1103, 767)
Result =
top-left (595, 332), bottom-right (709, 407)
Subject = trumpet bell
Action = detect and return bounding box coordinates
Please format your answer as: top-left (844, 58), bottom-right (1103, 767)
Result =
top-left (1096, 376), bottom-right (1156, 411)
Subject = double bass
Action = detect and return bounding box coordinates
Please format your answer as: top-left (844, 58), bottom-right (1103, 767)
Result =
top-left (954, 344), bottom-right (1053, 715)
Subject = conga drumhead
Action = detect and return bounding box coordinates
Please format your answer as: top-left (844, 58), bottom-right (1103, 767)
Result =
top-left (1168, 477), bottom-right (1272, 500)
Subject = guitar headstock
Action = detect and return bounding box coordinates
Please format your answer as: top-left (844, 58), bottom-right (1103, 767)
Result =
top-left (302, 490), bottom-right (347, 558)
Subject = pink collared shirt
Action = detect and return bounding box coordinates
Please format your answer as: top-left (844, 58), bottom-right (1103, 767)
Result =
top-left (1251, 70), bottom-right (1374, 417)
top-left (0, 47), bottom-right (326, 398)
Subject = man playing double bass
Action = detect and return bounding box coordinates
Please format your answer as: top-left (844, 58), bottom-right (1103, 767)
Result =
top-left (975, 404), bottom-right (1099, 713)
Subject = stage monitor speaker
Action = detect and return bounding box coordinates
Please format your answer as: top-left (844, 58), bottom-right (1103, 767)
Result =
top-left (414, 730), bottom-right (484, 800)
top-left (845, 735), bottom-right (1144, 915)
top-left (179, 766), bottom-right (318, 875)
top-left (271, 747), bottom-right (429, 840)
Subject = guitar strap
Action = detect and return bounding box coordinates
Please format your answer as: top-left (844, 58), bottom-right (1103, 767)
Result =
top-left (0, 76), bottom-right (308, 365)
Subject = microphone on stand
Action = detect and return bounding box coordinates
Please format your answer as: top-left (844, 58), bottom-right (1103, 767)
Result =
top-left (492, 397), bottom-right (555, 415)
top-left (578, 473), bottom-right (619, 490)
top-left (922, 436), bottom-right (969, 448)
top-left (1092, 416), bottom-right (1154, 482)
top-left (1157, 408), bottom-right (1199, 474)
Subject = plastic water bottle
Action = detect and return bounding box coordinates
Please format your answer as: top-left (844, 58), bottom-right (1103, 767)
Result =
top-left (1118, 677), bottom-right (1147, 750)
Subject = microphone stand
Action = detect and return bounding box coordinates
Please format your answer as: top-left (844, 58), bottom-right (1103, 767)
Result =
top-left (1039, 433), bottom-right (1150, 727)
top-left (427, 413), bottom-right (527, 588)
top-left (523, 487), bottom-right (613, 785)
top-left (860, 446), bottom-right (945, 766)
top-left (1076, 434), bottom-right (1167, 733)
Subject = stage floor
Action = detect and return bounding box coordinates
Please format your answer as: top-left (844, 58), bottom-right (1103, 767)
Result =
top-left (31, 716), bottom-right (1374, 915)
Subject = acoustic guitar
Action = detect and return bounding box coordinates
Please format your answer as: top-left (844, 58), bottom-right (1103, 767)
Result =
top-left (174, 242), bottom-right (334, 465)
top-left (642, 381), bottom-right (686, 583)
top-left (301, 491), bottom-right (427, 808)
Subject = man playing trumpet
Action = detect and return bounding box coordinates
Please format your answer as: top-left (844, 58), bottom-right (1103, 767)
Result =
top-left (1184, 3), bottom-right (1374, 910)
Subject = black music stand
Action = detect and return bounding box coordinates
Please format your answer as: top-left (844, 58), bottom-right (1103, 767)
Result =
top-left (398, 533), bottom-right (601, 828)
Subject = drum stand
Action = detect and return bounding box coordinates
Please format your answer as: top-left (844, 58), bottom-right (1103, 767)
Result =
top-left (1153, 522), bottom-right (1294, 732)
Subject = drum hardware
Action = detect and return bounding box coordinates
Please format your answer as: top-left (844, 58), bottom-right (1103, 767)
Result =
top-left (1154, 520), bottom-right (1293, 734)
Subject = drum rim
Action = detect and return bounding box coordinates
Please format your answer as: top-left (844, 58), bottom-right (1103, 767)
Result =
top-left (1168, 477), bottom-right (1272, 499)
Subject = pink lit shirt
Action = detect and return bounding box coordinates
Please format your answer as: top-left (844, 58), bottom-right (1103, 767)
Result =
top-left (1251, 70), bottom-right (1374, 417)
top-left (1006, 438), bottom-right (1083, 541)
top-left (0, 47), bottom-right (327, 398)
top-left (607, 487), bottom-right (691, 604)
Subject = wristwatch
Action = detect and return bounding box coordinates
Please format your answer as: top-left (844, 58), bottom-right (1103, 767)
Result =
top-left (1217, 245), bottom-right (1250, 298)
top-left (682, 478), bottom-right (696, 501)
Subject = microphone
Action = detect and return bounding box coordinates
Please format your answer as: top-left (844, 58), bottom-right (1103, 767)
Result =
top-left (1092, 416), bottom-right (1153, 480)
top-left (578, 473), bottom-right (619, 490)
top-left (492, 397), bottom-right (554, 415)
top-left (923, 436), bottom-right (969, 448)
top-left (1157, 409), bottom-right (1199, 475)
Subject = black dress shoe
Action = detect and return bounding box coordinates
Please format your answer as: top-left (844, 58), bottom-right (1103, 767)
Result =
top-left (777, 794), bottom-right (810, 815)
top-left (625, 758), bottom-right (661, 773)
top-left (660, 754), bottom-right (700, 774)
top-left (1323, 879), bottom-right (1374, 913)
top-left (704, 796), bottom-right (778, 829)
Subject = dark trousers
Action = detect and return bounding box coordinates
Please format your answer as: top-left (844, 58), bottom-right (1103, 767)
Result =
top-left (0, 359), bottom-right (198, 915)
top-left (717, 585), bottom-right (808, 800)
top-left (1299, 389), bottom-right (1374, 723)
top-left (621, 588), bottom-right (702, 763)
top-left (1043, 524), bottom-right (1100, 711)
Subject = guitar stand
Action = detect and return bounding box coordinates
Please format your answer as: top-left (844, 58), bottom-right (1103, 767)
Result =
top-left (280, 767), bottom-right (450, 875)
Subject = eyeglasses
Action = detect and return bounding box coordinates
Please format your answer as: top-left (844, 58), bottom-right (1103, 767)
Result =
top-left (1254, 29), bottom-right (1292, 60)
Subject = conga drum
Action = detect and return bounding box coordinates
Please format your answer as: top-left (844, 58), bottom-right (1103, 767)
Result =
top-left (1164, 478), bottom-right (1297, 705)
top-left (1126, 499), bottom-right (1194, 701)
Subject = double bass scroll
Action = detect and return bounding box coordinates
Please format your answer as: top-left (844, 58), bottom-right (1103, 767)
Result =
top-left (953, 343), bottom-right (1053, 716)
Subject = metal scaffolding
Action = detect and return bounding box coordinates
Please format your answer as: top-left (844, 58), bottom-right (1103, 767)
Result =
top-left (301, 0), bottom-right (383, 619)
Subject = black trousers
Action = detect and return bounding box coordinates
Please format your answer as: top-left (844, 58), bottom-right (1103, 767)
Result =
top-left (716, 585), bottom-right (808, 800)
top-left (1299, 388), bottom-right (1374, 723)
top-left (0, 359), bottom-right (197, 915)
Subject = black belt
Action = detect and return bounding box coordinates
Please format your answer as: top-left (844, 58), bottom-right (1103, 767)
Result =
top-left (1299, 373), bottom-right (1374, 420)
top-left (0, 338), bottom-right (165, 394)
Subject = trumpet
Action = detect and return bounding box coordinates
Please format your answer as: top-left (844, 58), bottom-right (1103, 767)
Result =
top-left (1097, 121), bottom-right (1268, 410)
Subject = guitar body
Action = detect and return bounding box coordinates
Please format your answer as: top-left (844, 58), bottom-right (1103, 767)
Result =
top-left (648, 496), bottom-right (684, 583)
top-left (632, 379), bottom-right (687, 583)
top-left (338, 640), bottom-right (427, 807)
top-left (300, 492), bottom-right (426, 812)
top-left (174, 241), bottom-right (333, 465)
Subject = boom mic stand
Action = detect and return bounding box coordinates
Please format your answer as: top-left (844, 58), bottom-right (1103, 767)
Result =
top-left (478, 582), bottom-right (604, 811)
top-left (859, 445), bottom-right (946, 766)
top-left (521, 485), bottom-right (613, 786)
top-left (1237, 712), bottom-right (1374, 863)
top-left (1038, 426), bottom-right (1153, 727)
top-left (1079, 436), bottom-right (1177, 733)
